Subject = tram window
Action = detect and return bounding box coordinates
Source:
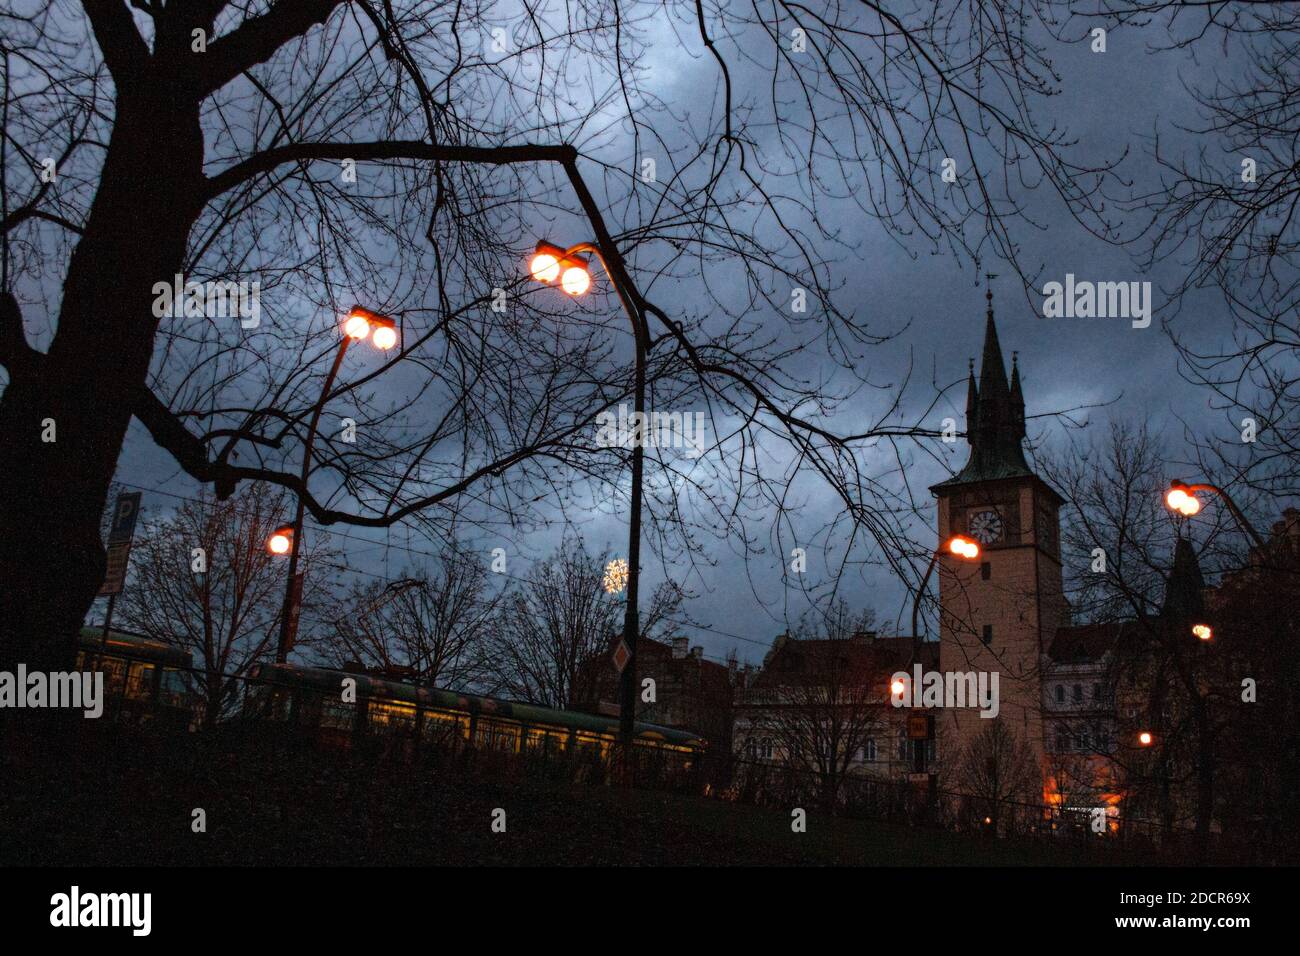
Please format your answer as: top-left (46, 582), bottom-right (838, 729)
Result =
top-left (475, 720), bottom-right (520, 752)
top-left (99, 657), bottom-right (127, 697)
top-left (320, 697), bottom-right (355, 730)
top-left (125, 662), bottom-right (155, 701)
top-left (421, 709), bottom-right (468, 742)
top-left (526, 727), bottom-right (567, 753)
top-left (369, 700), bottom-right (417, 735)
top-left (158, 668), bottom-right (189, 707)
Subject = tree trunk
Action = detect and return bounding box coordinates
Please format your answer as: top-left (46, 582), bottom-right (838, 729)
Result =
top-left (0, 86), bottom-right (204, 675)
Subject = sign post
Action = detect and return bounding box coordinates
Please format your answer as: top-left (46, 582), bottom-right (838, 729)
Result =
top-left (98, 492), bottom-right (142, 643)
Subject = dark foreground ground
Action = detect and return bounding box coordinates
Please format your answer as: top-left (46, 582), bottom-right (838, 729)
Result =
top-left (1, 725), bottom-right (1143, 866)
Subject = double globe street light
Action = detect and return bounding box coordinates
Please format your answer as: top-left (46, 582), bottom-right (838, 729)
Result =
top-left (529, 240), bottom-right (650, 750)
top-left (267, 306), bottom-right (398, 662)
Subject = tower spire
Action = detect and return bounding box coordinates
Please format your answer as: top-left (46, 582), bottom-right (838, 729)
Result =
top-left (933, 286), bottom-right (1033, 487)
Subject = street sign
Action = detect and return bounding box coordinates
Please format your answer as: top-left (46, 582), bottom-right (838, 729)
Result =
top-left (907, 713), bottom-right (934, 740)
top-left (611, 638), bottom-right (631, 674)
top-left (98, 492), bottom-right (142, 596)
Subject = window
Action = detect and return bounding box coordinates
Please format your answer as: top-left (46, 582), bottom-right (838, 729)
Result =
top-left (1055, 684), bottom-right (1065, 704)
top-left (981, 625), bottom-right (993, 646)
top-left (1093, 683), bottom-right (1103, 701)
top-left (159, 668), bottom-right (189, 707)
top-left (368, 700), bottom-right (417, 736)
top-left (758, 737), bottom-right (774, 760)
top-left (320, 697), bottom-right (355, 731)
top-left (1055, 732), bottom-right (1068, 753)
top-left (1072, 684), bottom-right (1083, 703)
top-left (980, 562), bottom-right (991, 580)
top-left (862, 738), bottom-right (877, 762)
top-left (125, 662), bottom-right (155, 701)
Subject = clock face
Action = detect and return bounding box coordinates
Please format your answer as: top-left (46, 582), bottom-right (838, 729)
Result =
top-left (968, 509), bottom-right (1004, 545)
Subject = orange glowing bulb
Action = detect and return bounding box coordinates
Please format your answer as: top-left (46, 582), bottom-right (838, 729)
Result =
top-left (344, 314), bottom-right (371, 339)
top-left (890, 679), bottom-right (906, 696)
top-left (267, 531), bottom-right (292, 555)
top-left (530, 253), bottom-right (561, 284)
top-left (1192, 624), bottom-right (1212, 641)
top-left (560, 265), bottom-right (591, 296)
top-left (1138, 731), bottom-right (1153, 746)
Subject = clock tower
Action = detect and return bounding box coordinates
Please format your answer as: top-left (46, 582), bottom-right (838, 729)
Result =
top-left (929, 292), bottom-right (1067, 802)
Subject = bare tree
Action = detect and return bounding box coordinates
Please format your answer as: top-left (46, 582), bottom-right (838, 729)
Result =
top-left (954, 720), bottom-right (1040, 834)
top-left (1043, 418), bottom-right (1290, 857)
top-left (115, 481), bottom-right (333, 727)
top-left (326, 553), bottom-right (498, 691)
top-left (486, 536), bottom-right (679, 709)
top-left (744, 602), bottom-right (887, 811)
top-left (0, 1), bottom-right (1120, 675)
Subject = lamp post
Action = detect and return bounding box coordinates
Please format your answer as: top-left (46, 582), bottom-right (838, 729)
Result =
top-left (529, 240), bottom-right (649, 751)
top-left (1164, 479), bottom-right (1266, 550)
top-left (271, 306), bottom-right (397, 663)
top-left (910, 535), bottom-right (981, 665)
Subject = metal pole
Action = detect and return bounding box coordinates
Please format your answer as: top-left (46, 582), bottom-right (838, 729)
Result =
top-left (910, 548), bottom-right (941, 667)
top-left (276, 338), bottom-right (350, 663)
top-left (101, 593), bottom-right (116, 647)
top-left (566, 243), bottom-right (649, 764)
top-left (1189, 481), bottom-right (1267, 551)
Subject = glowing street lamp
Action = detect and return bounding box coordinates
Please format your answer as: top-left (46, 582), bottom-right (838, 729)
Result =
top-left (267, 527), bottom-right (294, 555)
top-left (1192, 623), bottom-right (1213, 642)
top-left (528, 238), bottom-right (649, 755)
top-left (343, 306), bottom-right (399, 350)
top-left (274, 305), bottom-right (397, 663)
top-left (1138, 731), bottom-right (1154, 747)
top-left (530, 241), bottom-right (591, 296)
top-left (910, 534), bottom-right (983, 671)
top-left (1165, 482), bottom-right (1201, 517)
top-left (1164, 479), bottom-right (1265, 549)
top-left (947, 535), bottom-right (981, 560)
top-left (890, 677), bottom-right (906, 697)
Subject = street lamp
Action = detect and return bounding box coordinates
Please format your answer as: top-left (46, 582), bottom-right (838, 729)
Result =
top-left (1138, 731), bottom-right (1154, 747)
top-left (273, 305), bottom-right (398, 663)
top-left (1192, 623), bottom-right (1213, 642)
top-left (529, 239), bottom-right (649, 754)
top-left (1164, 479), bottom-right (1266, 549)
top-left (267, 526), bottom-right (294, 555)
top-left (911, 535), bottom-right (981, 664)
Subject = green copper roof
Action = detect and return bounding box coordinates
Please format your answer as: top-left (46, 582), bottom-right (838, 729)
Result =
top-left (932, 295), bottom-right (1035, 490)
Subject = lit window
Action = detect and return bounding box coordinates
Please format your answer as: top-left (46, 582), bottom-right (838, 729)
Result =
top-left (125, 662), bottom-right (155, 701)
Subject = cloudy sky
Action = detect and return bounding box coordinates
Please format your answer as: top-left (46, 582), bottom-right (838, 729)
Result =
top-left (92, 5), bottom-right (1256, 670)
